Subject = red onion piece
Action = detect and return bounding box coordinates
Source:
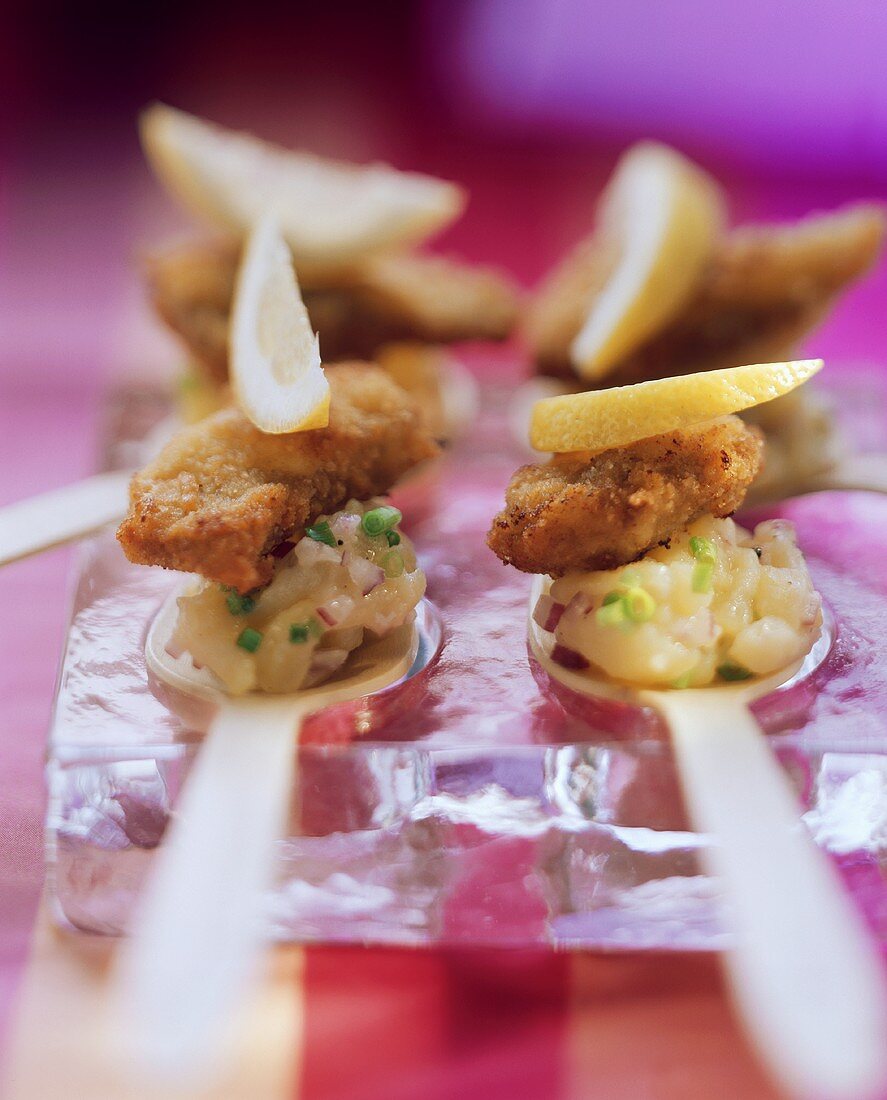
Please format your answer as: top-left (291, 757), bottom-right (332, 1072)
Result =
top-left (551, 644), bottom-right (590, 670)
top-left (343, 550), bottom-right (386, 595)
top-left (565, 592), bottom-right (593, 616)
top-left (316, 594), bottom-right (357, 627)
top-left (533, 594), bottom-right (566, 633)
top-left (331, 513), bottom-right (361, 542)
top-left (296, 538), bottom-right (341, 568)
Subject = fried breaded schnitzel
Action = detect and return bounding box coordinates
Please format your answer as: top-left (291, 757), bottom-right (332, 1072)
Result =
top-left (487, 416), bottom-right (762, 576)
top-left (147, 240), bottom-right (520, 382)
top-left (118, 364), bottom-right (439, 592)
top-left (528, 205), bottom-right (885, 383)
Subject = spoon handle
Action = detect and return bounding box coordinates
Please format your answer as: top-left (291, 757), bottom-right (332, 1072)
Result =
top-left (117, 696), bottom-right (303, 1081)
top-left (0, 471), bottom-right (131, 566)
top-left (811, 452), bottom-right (887, 495)
top-left (654, 691), bottom-right (887, 1100)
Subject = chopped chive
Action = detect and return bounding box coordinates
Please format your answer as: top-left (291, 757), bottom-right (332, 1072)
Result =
top-left (306, 521), bottom-right (336, 547)
top-left (385, 529), bottom-right (401, 547)
top-left (689, 535), bottom-right (717, 564)
top-left (289, 618), bottom-right (322, 643)
top-left (596, 592), bottom-right (626, 626)
top-left (382, 550), bottom-right (405, 578)
top-left (692, 561), bottom-right (715, 594)
top-left (289, 622), bottom-right (310, 643)
top-left (362, 506), bottom-right (402, 537)
top-left (623, 586), bottom-right (656, 623)
top-left (717, 661), bottom-right (753, 682)
top-left (671, 671), bottom-right (693, 690)
top-left (226, 591), bottom-right (257, 616)
top-left (236, 627), bottom-right (263, 653)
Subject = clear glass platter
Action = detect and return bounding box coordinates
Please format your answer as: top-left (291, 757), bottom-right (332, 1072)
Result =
top-left (45, 364), bottom-right (887, 950)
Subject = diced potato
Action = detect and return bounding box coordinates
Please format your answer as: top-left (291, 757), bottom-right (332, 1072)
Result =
top-left (172, 499), bottom-right (424, 695)
top-left (547, 515), bottom-right (821, 687)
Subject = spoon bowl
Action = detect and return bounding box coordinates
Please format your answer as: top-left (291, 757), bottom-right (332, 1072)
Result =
top-left (118, 584), bottom-right (436, 1084)
top-left (528, 575), bottom-right (887, 1100)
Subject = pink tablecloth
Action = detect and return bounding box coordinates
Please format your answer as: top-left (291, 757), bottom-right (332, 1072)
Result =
top-left (0, 385), bottom-right (101, 1044)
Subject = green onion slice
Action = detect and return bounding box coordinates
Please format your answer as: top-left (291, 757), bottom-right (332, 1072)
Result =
top-left (382, 550), bottom-right (405, 578)
top-left (362, 506), bottom-right (402, 537)
top-left (717, 661), bottom-right (753, 682)
top-left (289, 618), bottom-right (323, 643)
top-left (692, 561), bottom-right (715, 594)
top-left (226, 591), bottom-right (257, 616)
top-left (306, 522), bottom-right (337, 547)
top-left (623, 586), bottom-right (656, 623)
top-left (596, 592), bottom-right (626, 626)
top-left (689, 535), bottom-right (717, 564)
top-left (236, 627), bottom-right (263, 653)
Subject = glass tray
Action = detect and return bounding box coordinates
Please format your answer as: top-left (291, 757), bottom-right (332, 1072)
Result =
top-left (46, 364), bottom-right (887, 950)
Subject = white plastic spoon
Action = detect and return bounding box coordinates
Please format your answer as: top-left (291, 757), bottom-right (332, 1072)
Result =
top-left (802, 453), bottom-right (887, 496)
top-left (0, 471), bottom-right (131, 567)
top-left (116, 589), bottom-right (430, 1083)
top-left (747, 453), bottom-right (887, 507)
top-left (529, 576), bottom-right (887, 1100)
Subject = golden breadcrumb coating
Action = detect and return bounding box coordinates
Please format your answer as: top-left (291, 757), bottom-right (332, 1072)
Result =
top-left (528, 204), bottom-right (885, 382)
top-left (146, 240), bottom-right (520, 382)
top-left (118, 364), bottom-right (440, 592)
top-left (487, 416), bottom-right (763, 576)
top-left (146, 241), bottom-right (237, 383)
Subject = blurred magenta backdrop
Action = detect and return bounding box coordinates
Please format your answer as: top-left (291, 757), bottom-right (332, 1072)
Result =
top-left (3, 0), bottom-right (887, 397)
top-left (428, 0), bottom-right (887, 177)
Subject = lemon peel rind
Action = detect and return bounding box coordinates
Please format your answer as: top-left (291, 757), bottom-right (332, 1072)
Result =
top-left (529, 359), bottom-right (824, 454)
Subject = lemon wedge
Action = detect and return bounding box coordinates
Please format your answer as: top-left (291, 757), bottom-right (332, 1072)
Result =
top-left (530, 360), bottom-right (823, 454)
top-left (570, 143), bottom-right (725, 381)
top-left (140, 104), bottom-right (465, 276)
top-left (230, 216), bottom-right (329, 435)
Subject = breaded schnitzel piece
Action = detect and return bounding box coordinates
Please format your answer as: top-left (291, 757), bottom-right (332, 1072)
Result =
top-left (147, 241), bottom-right (237, 383)
top-left (118, 364), bottom-right (439, 592)
top-left (528, 205), bottom-right (885, 383)
top-left (487, 416), bottom-right (762, 576)
top-left (147, 240), bottom-right (520, 382)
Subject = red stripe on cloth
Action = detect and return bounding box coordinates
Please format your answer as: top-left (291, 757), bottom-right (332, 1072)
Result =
top-left (298, 947), bottom-right (571, 1100)
top-left (567, 953), bottom-right (780, 1099)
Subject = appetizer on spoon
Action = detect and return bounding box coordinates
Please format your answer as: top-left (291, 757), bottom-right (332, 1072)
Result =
top-left (119, 497), bottom-right (433, 1079)
top-left (489, 360), bottom-right (887, 1100)
top-left (113, 220), bottom-right (440, 1079)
